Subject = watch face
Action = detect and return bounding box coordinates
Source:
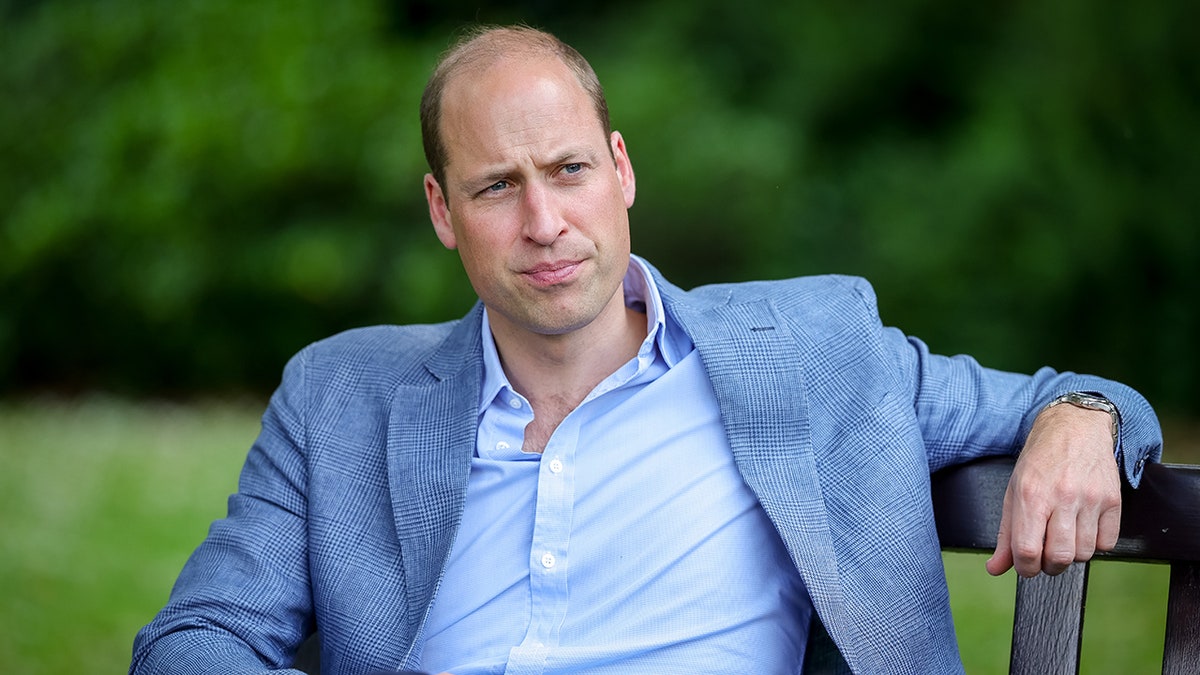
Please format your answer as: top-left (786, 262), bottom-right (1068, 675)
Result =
top-left (1065, 392), bottom-right (1115, 412)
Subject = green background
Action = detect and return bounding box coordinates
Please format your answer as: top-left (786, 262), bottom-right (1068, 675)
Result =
top-left (2, 0), bottom-right (1196, 672)
top-left (3, 0), bottom-right (1197, 413)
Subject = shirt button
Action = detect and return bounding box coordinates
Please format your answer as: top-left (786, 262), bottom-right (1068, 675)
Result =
top-left (548, 458), bottom-right (564, 474)
top-left (541, 552), bottom-right (556, 569)
top-left (496, 441), bottom-right (510, 451)
top-left (508, 397), bottom-right (522, 409)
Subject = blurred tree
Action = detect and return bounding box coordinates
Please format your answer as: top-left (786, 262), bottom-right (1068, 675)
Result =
top-left (1, 1), bottom-right (459, 393)
top-left (597, 0), bottom-right (1200, 412)
top-left (1, 0), bottom-right (1196, 416)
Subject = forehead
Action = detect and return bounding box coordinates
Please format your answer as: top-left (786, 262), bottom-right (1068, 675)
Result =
top-left (438, 54), bottom-right (607, 174)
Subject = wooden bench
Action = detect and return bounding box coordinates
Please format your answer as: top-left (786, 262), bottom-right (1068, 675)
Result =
top-left (930, 456), bottom-right (1200, 674)
top-left (296, 457), bottom-right (1200, 674)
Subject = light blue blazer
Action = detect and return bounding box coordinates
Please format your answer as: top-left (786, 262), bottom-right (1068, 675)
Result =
top-left (131, 264), bottom-right (1162, 675)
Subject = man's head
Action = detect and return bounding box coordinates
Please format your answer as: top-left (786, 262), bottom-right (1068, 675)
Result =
top-left (419, 25), bottom-right (637, 342)
top-left (420, 25), bottom-right (612, 195)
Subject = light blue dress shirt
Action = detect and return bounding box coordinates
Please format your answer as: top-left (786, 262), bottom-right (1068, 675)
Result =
top-left (419, 257), bottom-right (813, 675)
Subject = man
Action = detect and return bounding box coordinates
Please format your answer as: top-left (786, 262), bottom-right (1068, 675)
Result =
top-left (131, 25), bottom-right (1163, 675)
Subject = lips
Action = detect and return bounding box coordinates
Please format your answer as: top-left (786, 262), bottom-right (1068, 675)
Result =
top-left (521, 259), bottom-right (581, 286)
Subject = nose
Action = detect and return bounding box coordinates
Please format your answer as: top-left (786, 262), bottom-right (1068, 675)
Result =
top-left (520, 182), bottom-right (567, 246)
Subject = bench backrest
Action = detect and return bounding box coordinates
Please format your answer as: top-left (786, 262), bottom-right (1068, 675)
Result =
top-left (931, 456), bottom-right (1200, 675)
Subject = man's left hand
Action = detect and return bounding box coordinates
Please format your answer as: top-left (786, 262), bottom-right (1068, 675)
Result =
top-left (986, 402), bottom-right (1122, 577)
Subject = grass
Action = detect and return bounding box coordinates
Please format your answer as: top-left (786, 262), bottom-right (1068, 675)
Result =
top-left (0, 397), bottom-right (259, 674)
top-left (0, 397), bottom-right (1194, 673)
top-left (945, 553), bottom-right (1171, 674)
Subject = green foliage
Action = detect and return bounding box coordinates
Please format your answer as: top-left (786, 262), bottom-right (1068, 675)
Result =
top-left (2, 0), bottom-right (1197, 412)
top-left (598, 0), bottom-right (1200, 410)
top-left (1, 1), bottom-right (469, 392)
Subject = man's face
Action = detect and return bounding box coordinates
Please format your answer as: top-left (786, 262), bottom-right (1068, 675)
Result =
top-left (424, 54), bottom-right (636, 341)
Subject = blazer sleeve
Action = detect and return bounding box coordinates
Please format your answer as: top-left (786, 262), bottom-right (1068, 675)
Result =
top-left (130, 350), bottom-right (315, 674)
top-left (851, 280), bottom-right (1165, 487)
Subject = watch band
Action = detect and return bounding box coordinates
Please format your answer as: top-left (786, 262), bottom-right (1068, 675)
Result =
top-left (1046, 391), bottom-right (1121, 446)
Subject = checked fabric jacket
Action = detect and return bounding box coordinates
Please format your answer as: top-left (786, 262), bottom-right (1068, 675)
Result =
top-left (131, 260), bottom-right (1162, 675)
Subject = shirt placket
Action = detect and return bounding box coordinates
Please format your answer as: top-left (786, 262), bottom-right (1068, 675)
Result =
top-left (504, 415), bottom-right (580, 675)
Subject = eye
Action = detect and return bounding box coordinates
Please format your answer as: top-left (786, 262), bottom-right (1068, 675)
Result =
top-left (483, 180), bottom-right (509, 194)
top-left (562, 163), bottom-right (583, 175)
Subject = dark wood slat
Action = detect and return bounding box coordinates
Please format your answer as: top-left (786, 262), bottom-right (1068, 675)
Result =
top-left (1163, 561), bottom-right (1200, 675)
top-left (931, 456), bottom-right (1012, 551)
top-left (932, 458), bottom-right (1200, 563)
top-left (1009, 562), bottom-right (1088, 675)
top-left (1113, 463), bottom-right (1200, 562)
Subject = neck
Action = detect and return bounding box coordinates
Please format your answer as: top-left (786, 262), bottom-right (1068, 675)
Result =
top-left (489, 298), bottom-right (647, 413)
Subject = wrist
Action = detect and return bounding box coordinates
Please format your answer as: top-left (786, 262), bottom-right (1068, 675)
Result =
top-left (1044, 392), bottom-right (1120, 448)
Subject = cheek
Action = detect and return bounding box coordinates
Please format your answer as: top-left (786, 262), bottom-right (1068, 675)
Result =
top-left (450, 211), bottom-right (498, 253)
top-left (453, 222), bottom-right (508, 275)
top-left (456, 236), bottom-right (491, 271)
top-left (455, 245), bottom-right (500, 299)
top-left (568, 183), bottom-right (625, 227)
top-left (590, 190), bottom-right (633, 241)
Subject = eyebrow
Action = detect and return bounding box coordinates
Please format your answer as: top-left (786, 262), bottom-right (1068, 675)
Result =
top-left (459, 147), bottom-right (599, 194)
top-left (464, 169), bottom-right (510, 192)
top-left (547, 146), bottom-right (595, 167)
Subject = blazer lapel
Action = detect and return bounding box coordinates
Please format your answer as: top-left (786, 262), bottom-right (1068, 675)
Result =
top-left (665, 287), bottom-right (864, 663)
top-left (385, 308), bottom-right (483, 658)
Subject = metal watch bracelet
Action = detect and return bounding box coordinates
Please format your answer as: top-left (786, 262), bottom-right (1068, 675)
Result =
top-left (1045, 391), bottom-right (1121, 447)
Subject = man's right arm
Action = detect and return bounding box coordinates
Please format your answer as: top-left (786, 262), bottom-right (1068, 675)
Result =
top-left (130, 353), bottom-right (315, 674)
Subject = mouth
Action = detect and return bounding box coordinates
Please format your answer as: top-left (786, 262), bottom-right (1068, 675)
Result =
top-left (520, 259), bottom-right (582, 286)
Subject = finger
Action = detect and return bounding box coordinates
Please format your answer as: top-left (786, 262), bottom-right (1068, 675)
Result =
top-left (1073, 507), bottom-right (1099, 563)
top-left (1040, 507), bottom-right (1077, 576)
top-left (1096, 503), bottom-right (1122, 552)
top-left (987, 488), bottom-right (1016, 576)
top-left (1006, 491), bottom-right (1050, 578)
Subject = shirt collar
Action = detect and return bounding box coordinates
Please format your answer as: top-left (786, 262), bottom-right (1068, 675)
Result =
top-left (478, 255), bottom-right (691, 415)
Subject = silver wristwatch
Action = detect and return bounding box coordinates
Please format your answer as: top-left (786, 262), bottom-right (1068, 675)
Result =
top-left (1046, 392), bottom-right (1120, 446)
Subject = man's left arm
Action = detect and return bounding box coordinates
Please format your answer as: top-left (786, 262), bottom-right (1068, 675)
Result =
top-left (861, 279), bottom-right (1163, 577)
top-left (884, 337), bottom-right (1162, 578)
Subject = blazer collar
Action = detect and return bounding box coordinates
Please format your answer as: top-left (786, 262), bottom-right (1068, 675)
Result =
top-left (385, 304), bottom-right (484, 664)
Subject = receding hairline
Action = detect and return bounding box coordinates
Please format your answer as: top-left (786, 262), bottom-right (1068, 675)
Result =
top-left (420, 25), bottom-right (613, 193)
top-left (436, 25), bottom-right (575, 85)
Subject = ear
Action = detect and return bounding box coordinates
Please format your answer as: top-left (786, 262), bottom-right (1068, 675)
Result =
top-left (424, 173), bottom-right (458, 250)
top-left (610, 131), bottom-right (636, 208)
